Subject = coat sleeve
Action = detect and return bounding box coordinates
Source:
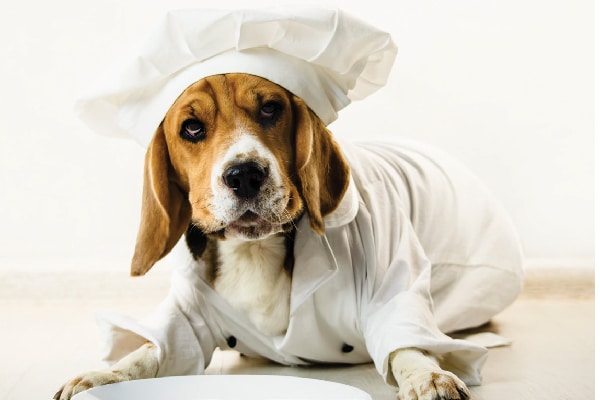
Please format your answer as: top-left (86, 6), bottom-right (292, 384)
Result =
top-left (359, 204), bottom-right (488, 387)
top-left (95, 261), bottom-right (218, 377)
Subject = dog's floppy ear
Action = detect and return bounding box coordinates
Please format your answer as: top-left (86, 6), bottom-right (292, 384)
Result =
top-left (130, 124), bottom-right (191, 276)
top-left (293, 96), bottom-right (350, 235)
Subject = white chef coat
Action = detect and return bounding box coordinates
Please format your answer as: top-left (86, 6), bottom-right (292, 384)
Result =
top-left (96, 139), bottom-right (524, 387)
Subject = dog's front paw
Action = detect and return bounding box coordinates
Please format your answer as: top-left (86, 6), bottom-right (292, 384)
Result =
top-left (397, 370), bottom-right (470, 400)
top-left (53, 370), bottom-right (130, 400)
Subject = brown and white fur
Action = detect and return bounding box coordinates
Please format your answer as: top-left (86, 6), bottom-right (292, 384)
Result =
top-left (55, 74), bottom-right (469, 400)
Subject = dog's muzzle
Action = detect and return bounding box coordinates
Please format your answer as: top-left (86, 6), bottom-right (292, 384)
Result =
top-left (207, 135), bottom-right (292, 239)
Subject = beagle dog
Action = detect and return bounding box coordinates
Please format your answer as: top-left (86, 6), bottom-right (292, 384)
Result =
top-left (55, 74), bottom-right (471, 400)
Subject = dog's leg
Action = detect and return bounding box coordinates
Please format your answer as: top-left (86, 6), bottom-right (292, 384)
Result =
top-left (53, 342), bottom-right (159, 400)
top-left (390, 348), bottom-right (470, 400)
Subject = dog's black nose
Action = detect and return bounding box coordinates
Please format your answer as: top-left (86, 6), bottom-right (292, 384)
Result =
top-left (223, 162), bottom-right (268, 198)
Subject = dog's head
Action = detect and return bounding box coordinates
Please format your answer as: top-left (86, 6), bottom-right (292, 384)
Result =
top-left (131, 74), bottom-right (350, 276)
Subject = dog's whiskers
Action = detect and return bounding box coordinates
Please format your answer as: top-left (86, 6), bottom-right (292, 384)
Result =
top-left (282, 209), bottom-right (299, 231)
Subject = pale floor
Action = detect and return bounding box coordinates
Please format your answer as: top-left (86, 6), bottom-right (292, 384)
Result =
top-left (0, 263), bottom-right (594, 400)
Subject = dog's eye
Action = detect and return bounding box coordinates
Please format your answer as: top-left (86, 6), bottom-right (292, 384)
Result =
top-left (180, 119), bottom-right (206, 143)
top-left (260, 101), bottom-right (282, 120)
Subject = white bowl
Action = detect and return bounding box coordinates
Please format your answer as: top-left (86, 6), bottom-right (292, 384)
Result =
top-left (72, 375), bottom-right (372, 399)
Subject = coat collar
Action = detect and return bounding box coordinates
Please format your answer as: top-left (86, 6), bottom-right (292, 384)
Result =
top-left (322, 174), bottom-right (359, 228)
top-left (289, 174), bottom-right (358, 315)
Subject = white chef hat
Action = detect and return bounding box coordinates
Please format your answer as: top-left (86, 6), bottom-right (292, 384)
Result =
top-left (76, 6), bottom-right (397, 147)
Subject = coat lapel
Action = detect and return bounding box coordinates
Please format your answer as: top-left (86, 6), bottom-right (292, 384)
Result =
top-left (289, 177), bottom-right (359, 315)
top-left (290, 216), bottom-right (339, 315)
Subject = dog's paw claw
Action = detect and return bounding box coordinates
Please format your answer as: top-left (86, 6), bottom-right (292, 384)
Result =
top-left (456, 385), bottom-right (470, 400)
top-left (397, 370), bottom-right (470, 400)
